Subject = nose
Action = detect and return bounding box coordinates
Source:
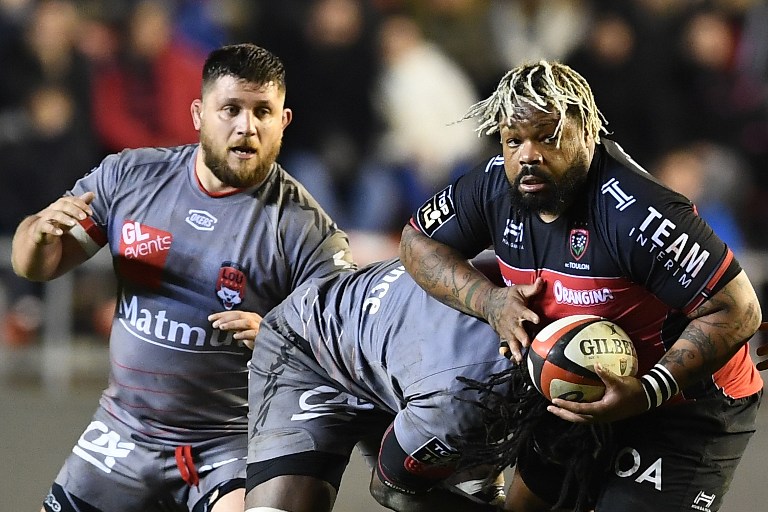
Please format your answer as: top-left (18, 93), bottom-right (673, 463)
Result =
top-left (236, 111), bottom-right (257, 136)
top-left (518, 140), bottom-right (542, 165)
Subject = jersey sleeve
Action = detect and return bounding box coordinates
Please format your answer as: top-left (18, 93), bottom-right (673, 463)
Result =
top-left (408, 156), bottom-right (505, 258)
top-left (599, 167), bottom-right (740, 312)
top-left (66, 152), bottom-right (123, 256)
top-left (277, 183), bottom-right (356, 289)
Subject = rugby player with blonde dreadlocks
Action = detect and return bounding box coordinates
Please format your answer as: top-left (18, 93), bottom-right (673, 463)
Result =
top-left (399, 61), bottom-right (763, 511)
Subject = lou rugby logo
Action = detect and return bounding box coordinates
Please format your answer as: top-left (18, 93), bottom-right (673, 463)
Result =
top-left (217, 262), bottom-right (246, 310)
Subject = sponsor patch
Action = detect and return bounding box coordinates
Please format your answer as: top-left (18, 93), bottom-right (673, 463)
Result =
top-left (216, 262), bottom-right (246, 310)
top-left (185, 209), bottom-right (218, 231)
top-left (118, 221), bottom-right (172, 288)
top-left (416, 186), bottom-right (455, 236)
top-left (601, 177), bottom-right (636, 211)
top-left (72, 420), bottom-right (136, 474)
top-left (403, 437), bottom-right (459, 479)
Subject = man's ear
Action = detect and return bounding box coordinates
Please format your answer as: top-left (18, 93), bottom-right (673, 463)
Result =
top-left (191, 99), bottom-right (203, 131)
top-left (282, 108), bottom-right (293, 129)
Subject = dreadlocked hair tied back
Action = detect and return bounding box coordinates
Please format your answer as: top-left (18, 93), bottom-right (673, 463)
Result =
top-left (460, 60), bottom-right (608, 146)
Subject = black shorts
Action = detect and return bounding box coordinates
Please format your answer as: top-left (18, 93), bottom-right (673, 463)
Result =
top-left (519, 389), bottom-right (762, 512)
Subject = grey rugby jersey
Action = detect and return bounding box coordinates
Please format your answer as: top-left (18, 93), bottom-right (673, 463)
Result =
top-left (69, 144), bottom-right (355, 441)
top-left (271, 258), bottom-right (512, 454)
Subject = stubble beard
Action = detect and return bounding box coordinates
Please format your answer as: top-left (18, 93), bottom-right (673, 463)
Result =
top-left (200, 132), bottom-right (282, 189)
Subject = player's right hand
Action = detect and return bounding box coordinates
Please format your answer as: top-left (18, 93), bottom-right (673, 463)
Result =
top-left (31, 192), bottom-right (95, 245)
top-left (486, 277), bottom-right (544, 363)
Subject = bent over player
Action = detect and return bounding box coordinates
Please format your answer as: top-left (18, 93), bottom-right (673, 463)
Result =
top-left (12, 44), bottom-right (354, 512)
top-left (399, 61), bottom-right (762, 511)
top-left (244, 258), bottom-right (543, 512)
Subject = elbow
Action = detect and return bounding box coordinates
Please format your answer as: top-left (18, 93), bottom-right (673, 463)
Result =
top-left (399, 223), bottom-right (416, 263)
top-left (742, 295), bottom-right (762, 342)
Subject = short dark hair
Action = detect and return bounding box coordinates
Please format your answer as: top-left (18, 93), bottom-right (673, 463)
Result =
top-left (201, 43), bottom-right (286, 95)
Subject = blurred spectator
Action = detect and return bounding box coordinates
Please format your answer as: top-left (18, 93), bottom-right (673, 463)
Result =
top-left (408, 0), bottom-right (500, 95)
top-left (652, 143), bottom-right (750, 255)
top-left (0, 84), bottom-right (100, 347)
top-left (672, 5), bottom-right (767, 163)
top-left (487, 0), bottom-right (591, 69)
top-left (0, 0), bottom-right (93, 144)
top-left (348, 13), bottom-right (485, 233)
top-left (89, 0), bottom-right (205, 152)
top-left (736, 0), bottom-right (768, 88)
top-left (0, 0), bottom-right (34, 47)
top-left (173, 0), bottom-right (250, 52)
top-left (566, 9), bottom-right (679, 167)
top-left (262, 0), bottom-right (382, 227)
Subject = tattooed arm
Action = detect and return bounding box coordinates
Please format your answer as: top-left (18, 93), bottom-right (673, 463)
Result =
top-left (399, 224), bottom-right (543, 362)
top-left (548, 270), bottom-right (761, 423)
top-left (661, 269), bottom-right (761, 386)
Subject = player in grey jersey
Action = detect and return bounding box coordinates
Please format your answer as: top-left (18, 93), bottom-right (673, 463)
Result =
top-left (12, 44), bottom-right (354, 512)
top-left (244, 258), bottom-right (551, 511)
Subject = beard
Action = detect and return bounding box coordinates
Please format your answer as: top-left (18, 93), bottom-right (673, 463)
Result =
top-left (199, 131), bottom-right (282, 189)
top-left (510, 153), bottom-right (590, 217)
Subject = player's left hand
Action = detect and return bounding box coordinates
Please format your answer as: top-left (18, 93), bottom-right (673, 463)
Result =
top-left (755, 322), bottom-right (768, 371)
top-left (208, 310), bottom-right (262, 350)
top-left (546, 363), bottom-right (648, 424)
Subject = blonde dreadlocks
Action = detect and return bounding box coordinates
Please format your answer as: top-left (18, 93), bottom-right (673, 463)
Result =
top-left (460, 60), bottom-right (608, 147)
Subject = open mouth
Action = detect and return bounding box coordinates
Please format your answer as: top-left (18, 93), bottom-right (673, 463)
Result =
top-left (231, 146), bottom-right (257, 157)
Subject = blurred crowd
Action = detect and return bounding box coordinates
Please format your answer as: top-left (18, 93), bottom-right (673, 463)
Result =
top-left (1, 0), bottom-right (768, 347)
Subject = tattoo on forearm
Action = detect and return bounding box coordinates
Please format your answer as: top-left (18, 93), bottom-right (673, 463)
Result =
top-left (661, 273), bottom-right (760, 380)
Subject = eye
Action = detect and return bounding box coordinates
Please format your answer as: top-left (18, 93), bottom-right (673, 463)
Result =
top-left (255, 107), bottom-right (272, 118)
top-left (505, 138), bottom-right (521, 149)
top-left (543, 134), bottom-right (558, 145)
top-left (223, 105), bottom-right (240, 116)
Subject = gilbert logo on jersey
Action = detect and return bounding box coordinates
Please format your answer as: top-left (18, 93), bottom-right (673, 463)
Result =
top-left (216, 262), bottom-right (246, 310)
top-left (118, 221), bottom-right (172, 288)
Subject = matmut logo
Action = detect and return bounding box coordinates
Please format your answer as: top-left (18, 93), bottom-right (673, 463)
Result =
top-left (118, 221), bottom-right (172, 288)
top-left (118, 293), bottom-right (247, 353)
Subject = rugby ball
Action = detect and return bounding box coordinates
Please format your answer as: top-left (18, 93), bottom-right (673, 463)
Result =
top-left (526, 315), bottom-right (638, 402)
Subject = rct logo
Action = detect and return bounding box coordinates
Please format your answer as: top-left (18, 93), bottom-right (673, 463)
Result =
top-left (185, 209), bottom-right (218, 231)
top-left (72, 421), bottom-right (136, 474)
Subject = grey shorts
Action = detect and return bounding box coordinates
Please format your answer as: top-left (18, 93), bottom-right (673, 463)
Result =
top-left (52, 407), bottom-right (246, 511)
top-left (247, 324), bottom-right (392, 465)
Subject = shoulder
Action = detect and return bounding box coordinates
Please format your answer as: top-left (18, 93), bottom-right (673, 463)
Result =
top-left (591, 139), bottom-right (688, 216)
top-left (98, 144), bottom-right (196, 179)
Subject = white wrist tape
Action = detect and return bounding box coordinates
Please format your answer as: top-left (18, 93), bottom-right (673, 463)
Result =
top-left (640, 364), bottom-right (680, 409)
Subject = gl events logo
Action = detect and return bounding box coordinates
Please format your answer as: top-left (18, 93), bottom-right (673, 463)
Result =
top-left (118, 221), bottom-right (173, 288)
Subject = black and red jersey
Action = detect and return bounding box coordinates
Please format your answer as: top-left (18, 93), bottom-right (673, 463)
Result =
top-left (409, 139), bottom-right (762, 399)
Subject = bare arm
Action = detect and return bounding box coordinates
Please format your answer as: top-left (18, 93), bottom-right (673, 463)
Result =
top-left (400, 223), bottom-right (543, 361)
top-left (549, 270), bottom-right (762, 423)
top-left (11, 192), bottom-right (95, 281)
